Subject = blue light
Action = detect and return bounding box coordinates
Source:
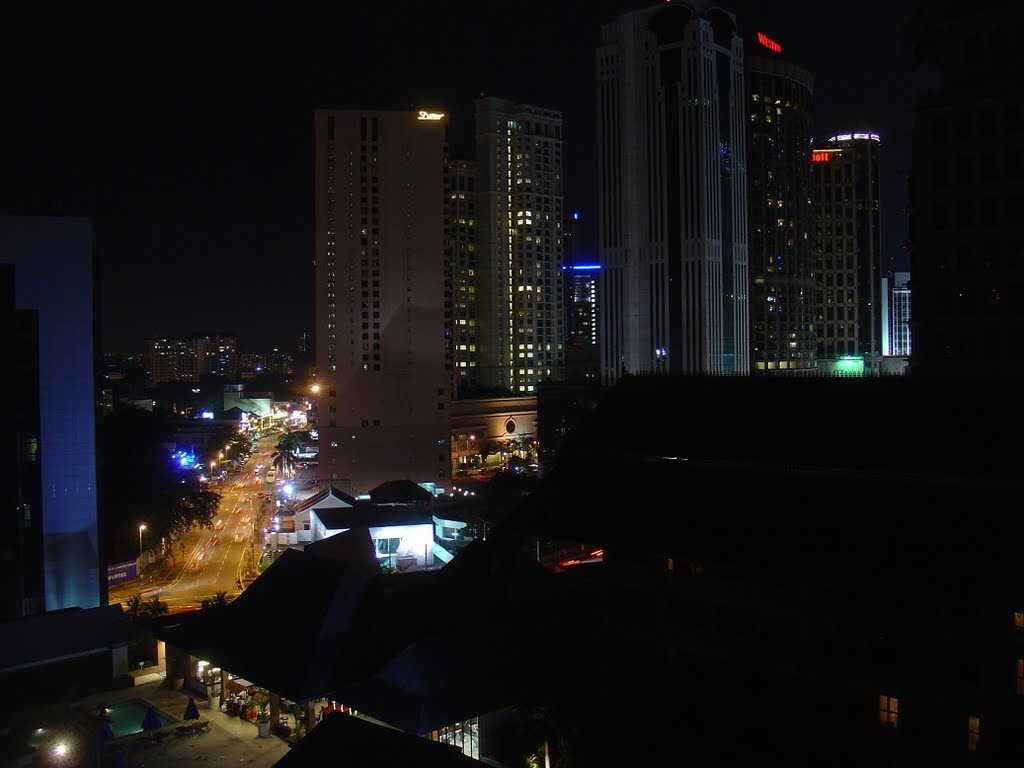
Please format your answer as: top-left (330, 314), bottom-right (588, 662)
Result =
top-left (562, 263), bottom-right (601, 271)
top-left (572, 211), bottom-right (580, 220)
top-left (171, 450), bottom-right (196, 468)
top-left (201, 411), bottom-right (214, 419)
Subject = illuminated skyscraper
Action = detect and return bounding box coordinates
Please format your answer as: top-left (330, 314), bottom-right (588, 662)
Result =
top-left (889, 271), bottom-right (912, 358)
top-left (313, 110), bottom-right (450, 496)
top-left (596, 2), bottom-right (749, 383)
top-left (563, 211), bottom-right (600, 383)
top-left (444, 156), bottom-right (479, 397)
top-left (474, 96), bottom-right (565, 395)
top-left (811, 132), bottom-right (883, 370)
top-left (746, 39), bottom-right (817, 373)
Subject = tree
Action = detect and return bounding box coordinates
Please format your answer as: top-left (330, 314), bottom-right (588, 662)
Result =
top-left (480, 440), bottom-right (502, 466)
top-left (271, 431), bottom-right (302, 477)
top-left (144, 595), bottom-right (169, 618)
top-left (201, 590), bottom-right (232, 609)
top-left (124, 593), bottom-right (145, 622)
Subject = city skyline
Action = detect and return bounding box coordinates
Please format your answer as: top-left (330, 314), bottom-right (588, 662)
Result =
top-left (0, 0), bottom-right (921, 354)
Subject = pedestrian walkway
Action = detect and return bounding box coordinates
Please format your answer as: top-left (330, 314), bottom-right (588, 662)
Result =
top-left (80, 680), bottom-right (292, 768)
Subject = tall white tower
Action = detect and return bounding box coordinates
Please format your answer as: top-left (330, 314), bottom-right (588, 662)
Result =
top-left (597, 2), bottom-right (749, 383)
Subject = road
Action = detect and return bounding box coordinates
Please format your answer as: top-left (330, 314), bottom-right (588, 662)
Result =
top-left (112, 433), bottom-right (282, 613)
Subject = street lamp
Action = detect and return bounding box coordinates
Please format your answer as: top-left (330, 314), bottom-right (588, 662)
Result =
top-left (138, 524), bottom-right (146, 576)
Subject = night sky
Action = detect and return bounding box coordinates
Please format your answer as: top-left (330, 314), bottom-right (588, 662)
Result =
top-left (0, 0), bottom-right (922, 354)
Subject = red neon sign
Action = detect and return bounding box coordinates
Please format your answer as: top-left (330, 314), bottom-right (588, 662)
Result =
top-left (757, 32), bottom-right (782, 54)
top-left (812, 151), bottom-right (832, 163)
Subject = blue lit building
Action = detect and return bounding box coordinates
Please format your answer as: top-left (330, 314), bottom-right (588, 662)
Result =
top-left (0, 216), bottom-right (100, 613)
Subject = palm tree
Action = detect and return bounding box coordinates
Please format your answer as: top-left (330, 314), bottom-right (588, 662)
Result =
top-left (272, 432), bottom-right (302, 478)
top-left (201, 590), bottom-right (232, 609)
top-left (124, 593), bottom-right (145, 622)
top-left (144, 595), bottom-right (169, 618)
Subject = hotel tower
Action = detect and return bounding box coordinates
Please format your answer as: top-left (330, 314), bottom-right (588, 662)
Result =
top-left (746, 37), bottom-right (817, 373)
top-left (811, 131), bottom-right (883, 371)
top-left (313, 110), bottom-right (450, 496)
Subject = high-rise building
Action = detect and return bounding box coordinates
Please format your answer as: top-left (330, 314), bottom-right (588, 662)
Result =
top-left (145, 337), bottom-right (200, 384)
top-left (239, 349), bottom-right (295, 377)
top-left (746, 40), bottom-right (817, 373)
top-left (811, 132), bottom-right (883, 371)
top-left (563, 211), bottom-right (600, 383)
top-left (474, 96), bottom-right (565, 394)
top-left (444, 156), bottom-right (479, 397)
top-left (890, 271), bottom-right (912, 358)
top-left (144, 332), bottom-right (238, 384)
top-left (907, 0), bottom-right (1024, 377)
top-left (313, 109), bottom-right (450, 496)
top-left (197, 333), bottom-right (238, 379)
top-left (597, 2), bottom-right (750, 383)
top-left (0, 216), bottom-right (100, 613)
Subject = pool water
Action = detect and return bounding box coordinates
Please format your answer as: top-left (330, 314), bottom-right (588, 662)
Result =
top-left (102, 699), bottom-right (176, 739)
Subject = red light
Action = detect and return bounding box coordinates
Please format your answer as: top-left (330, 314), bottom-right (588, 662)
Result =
top-left (757, 32), bottom-right (782, 54)
top-left (812, 151), bottom-right (832, 163)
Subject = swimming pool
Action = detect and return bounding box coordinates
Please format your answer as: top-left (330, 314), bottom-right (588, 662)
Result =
top-left (101, 699), bottom-right (176, 739)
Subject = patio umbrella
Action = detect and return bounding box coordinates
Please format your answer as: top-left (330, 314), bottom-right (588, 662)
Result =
top-left (183, 696), bottom-right (200, 721)
top-left (141, 705), bottom-right (162, 737)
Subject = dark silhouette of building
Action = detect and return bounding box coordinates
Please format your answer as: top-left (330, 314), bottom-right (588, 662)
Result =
top-left (0, 264), bottom-right (43, 618)
top-left (906, 0), bottom-right (1024, 376)
top-left (499, 373), bottom-right (1024, 765)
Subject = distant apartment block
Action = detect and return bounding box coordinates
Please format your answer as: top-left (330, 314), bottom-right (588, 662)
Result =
top-left (239, 350), bottom-right (295, 377)
top-left (145, 332), bottom-right (239, 384)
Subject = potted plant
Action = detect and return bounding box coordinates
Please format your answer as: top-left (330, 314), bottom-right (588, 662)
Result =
top-left (253, 692), bottom-right (271, 738)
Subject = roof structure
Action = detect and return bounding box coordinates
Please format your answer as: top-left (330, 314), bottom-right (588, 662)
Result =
top-left (312, 505), bottom-right (432, 531)
top-left (272, 710), bottom-right (481, 767)
top-left (0, 604), bottom-right (133, 673)
top-left (154, 534), bottom-right (555, 732)
top-left (294, 485), bottom-right (357, 512)
top-left (369, 479), bottom-right (433, 504)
